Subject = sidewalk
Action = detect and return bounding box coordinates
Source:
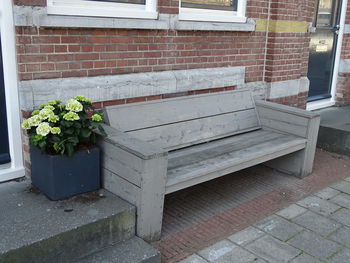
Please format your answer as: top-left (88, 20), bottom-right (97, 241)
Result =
top-left (179, 177), bottom-right (350, 263)
top-left (154, 149), bottom-right (350, 262)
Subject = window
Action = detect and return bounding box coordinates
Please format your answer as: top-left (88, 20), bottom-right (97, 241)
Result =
top-left (47, 0), bottom-right (158, 19)
top-left (179, 0), bottom-right (246, 23)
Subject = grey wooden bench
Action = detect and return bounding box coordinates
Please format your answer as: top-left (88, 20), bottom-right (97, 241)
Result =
top-left (98, 89), bottom-right (320, 242)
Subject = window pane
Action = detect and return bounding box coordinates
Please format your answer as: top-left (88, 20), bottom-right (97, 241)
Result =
top-left (316, 0), bottom-right (333, 26)
top-left (86, 0), bottom-right (145, 5)
top-left (181, 0), bottom-right (237, 11)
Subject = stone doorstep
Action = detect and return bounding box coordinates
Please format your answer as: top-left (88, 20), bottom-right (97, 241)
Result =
top-left (0, 180), bottom-right (146, 263)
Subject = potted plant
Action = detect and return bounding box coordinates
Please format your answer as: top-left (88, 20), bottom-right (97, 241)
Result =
top-left (22, 96), bottom-right (104, 200)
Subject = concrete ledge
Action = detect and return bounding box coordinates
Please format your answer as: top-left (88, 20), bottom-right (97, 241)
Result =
top-left (14, 6), bottom-right (255, 32)
top-left (19, 66), bottom-right (245, 109)
top-left (174, 18), bottom-right (255, 31)
top-left (266, 77), bottom-right (310, 99)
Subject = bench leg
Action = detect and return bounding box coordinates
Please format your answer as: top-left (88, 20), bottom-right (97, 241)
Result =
top-left (136, 156), bottom-right (168, 242)
top-left (264, 148), bottom-right (314, 178)
top-left (265, 117), bottom-right (320, 178)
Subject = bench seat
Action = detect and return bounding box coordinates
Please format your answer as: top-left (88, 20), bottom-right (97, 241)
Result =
top-left (166, 129), bottom-right (307, 194)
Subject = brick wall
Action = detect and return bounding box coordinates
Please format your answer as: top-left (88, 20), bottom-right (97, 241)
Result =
top-left (16, 27), bottom-right (266, 83)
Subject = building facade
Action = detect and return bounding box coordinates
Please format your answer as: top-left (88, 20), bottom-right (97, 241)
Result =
top-left (0, 0), bottom-right (349, 179)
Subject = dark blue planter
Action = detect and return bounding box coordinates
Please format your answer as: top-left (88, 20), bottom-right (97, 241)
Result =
top-left (31, 147), bottom-right (101, 200)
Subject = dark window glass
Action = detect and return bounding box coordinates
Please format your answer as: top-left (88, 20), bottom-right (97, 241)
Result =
top-left (86, 0), bottom-right (146, 6)
top-left (181, 0), bottom-right (237, 11)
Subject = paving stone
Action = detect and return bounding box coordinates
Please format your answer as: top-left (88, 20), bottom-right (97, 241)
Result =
top-left (292, 211), bottom-right (342, 236)
top-left (246, 235), bottom-right (300, 263)
top-left (227, 226), bottom-right (264, 246)
top-left (314, 187), bottom-right (341, 200)
top-left (275, 204), bottom-right (307, 220)
top-left (297, 196), bottom-right (341, 216)
top-left (329, 226), bottom-right (350, 248)
top-left (331, 181), bottom-right (350, 195)
top-left (329, 248), bottom-right (350, 263)
top-left (198, 240), bottom-right (261, 263)
top-left (330, 193), bottom-right (350, 209)
top-left (289, 253), bottom-right (322, 263)
top-left (179, 254), bottom-right (209, 263)
top-left (254, 215), bottom-right (303, 241)
top-left (331, 208), bottom-right (350, 227)
top-left (288, 231), bottom-right (342, 260)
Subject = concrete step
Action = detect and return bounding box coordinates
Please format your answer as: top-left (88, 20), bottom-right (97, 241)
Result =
top-left (73, 236), bottom-right (161, 263)
top-left (0, 180), bottom-right (136, 263)
top-left (316, 106), bottom-right (350, 155)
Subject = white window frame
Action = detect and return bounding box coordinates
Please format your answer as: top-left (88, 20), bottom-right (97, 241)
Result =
top-left (0, 0), bottom-right (25, 182)
top-left (179, 0), bottom-right (246, 23)
top-left (47, 0), bottom-right (158, 20)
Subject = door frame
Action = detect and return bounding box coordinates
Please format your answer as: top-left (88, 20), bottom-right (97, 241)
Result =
top-left (307, 0), bottom-right (348, 110)
top-left (0, 0), bottom-right (25, 181)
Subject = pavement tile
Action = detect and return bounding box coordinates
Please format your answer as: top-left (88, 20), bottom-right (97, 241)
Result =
top-left (331, 181), bottom-right (350, 195)
top-left (227, 226), bottom-right (264, 246)
top-left (329, 248), bottom-right (350, 263)
top-left (288, 230), bottom-right (342, 260)
top-left (330, 193), bottom-right (350, 209)
top-left (314, 187), bottom-right (341, 200)
top-left (331, 208), bottom-right (350, 227)
top-left (275, 204), bottom-right (307, 220)
top-left (254, 215), bottom-right (303, 241)
top-left (179, 254), bottom-right (209, 263)
top-left (246, 235), bottom-right (300, 263)
top-left (297, 196), bottom-right (341, 216)
top-left (198, 240), bottom-right (261, 263)
top-left (289, 253), bottom-right (322, 263)
top-left (292, 211), bottom-right (342, 236)
top-left (329, 226), bottom-right (350, 248)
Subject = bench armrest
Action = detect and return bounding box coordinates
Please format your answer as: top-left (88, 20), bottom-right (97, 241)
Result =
top-left (255, 100), bottom-right (320, 139)
top-left (255, 100), bottom-right (320, 119)
top-left (96, 123), bottom-right (167, 160)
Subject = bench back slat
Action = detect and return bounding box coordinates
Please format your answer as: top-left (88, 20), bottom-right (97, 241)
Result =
top-left (105, 89), bottom-right (261, 151)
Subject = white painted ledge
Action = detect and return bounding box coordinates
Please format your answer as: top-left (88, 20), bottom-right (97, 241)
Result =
top-left (174, 18), bottom-right (255, 31)
top-left (19, 66), bottom-right (245, 110)
top-left (14, 6), bottom-right (255, 32)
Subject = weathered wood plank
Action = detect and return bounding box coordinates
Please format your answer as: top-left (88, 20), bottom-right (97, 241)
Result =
top-left (168, 130), bottom-right (284, 170)
top-left (99, 139), bottom-right (144, 187)
top-left (98, 124), bottom-right (167, 160)
top-left (127, 109), bottom-right (260, 151)
top-left (166, 133), bottom-right (307, 194)
top-left (106, 89), bottom-right (255, 132)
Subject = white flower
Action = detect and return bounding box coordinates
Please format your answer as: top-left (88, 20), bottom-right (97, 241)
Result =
top-left (27, 115), bottom-right (42, 127)
top-left (21, 119), bottom-right (31, 130)
top-left (63, 111), bottom-right (80, 121)
top-left (65, 99), bottom-right (83, 112)
top-left (36, 122), bottom-right (51, 136)
top-left (91, 113), bottom-right (103, 122)
top-left (39, 108), bottom-right (54, 120)
top-left (51, 127), bottom-right (61, 134)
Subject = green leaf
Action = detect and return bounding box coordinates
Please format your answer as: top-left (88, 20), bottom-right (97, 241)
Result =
top-left (80, 128), bottom-right (91, 138)
top-left (65, 143), bottom-right (74, 157)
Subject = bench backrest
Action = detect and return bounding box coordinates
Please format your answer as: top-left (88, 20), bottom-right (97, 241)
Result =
top-left (104, 89), bottom-right (261, 151)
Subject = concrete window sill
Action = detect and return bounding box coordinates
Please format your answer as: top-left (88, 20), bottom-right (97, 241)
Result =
top-left (14, 6), bottom-right (256, 32)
